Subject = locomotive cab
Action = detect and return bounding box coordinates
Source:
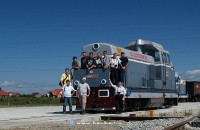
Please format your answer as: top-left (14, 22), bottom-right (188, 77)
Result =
top-left (126, 39), bottom-right (172, 66)
top-left (125, 39), bottom-right (177, 108)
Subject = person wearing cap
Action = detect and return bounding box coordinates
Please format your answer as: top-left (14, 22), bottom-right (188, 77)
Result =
top-left (77, 77), bottom-right (90, 114)
top-left (119, 52), bottom-right (129, 84)
top-left (62, 80), bottom-right (76, 114)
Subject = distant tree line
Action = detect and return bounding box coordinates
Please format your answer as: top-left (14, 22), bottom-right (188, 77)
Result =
top-left (0, 96), bottom-right (75, 107)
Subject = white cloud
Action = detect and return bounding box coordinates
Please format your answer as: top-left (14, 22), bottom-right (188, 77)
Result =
top-left (0, 81), bottom-right (58, 94)
top-left (0, 81), bottom-right (15, 87)
top-left (186, 69), bottom-right (200, 75)
top-left (180, 69), bottom-right (200, 81)
top-left (16, 84), bottom-right (26, 88)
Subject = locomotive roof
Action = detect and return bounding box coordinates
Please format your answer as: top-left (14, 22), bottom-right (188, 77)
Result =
top-left (127, 39), bottom-right (169, 53)
top-left (82, 42), bottom-right (155, 63)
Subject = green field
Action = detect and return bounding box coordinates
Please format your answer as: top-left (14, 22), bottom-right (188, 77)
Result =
top-left (0, 96), bottom-right (76, 107)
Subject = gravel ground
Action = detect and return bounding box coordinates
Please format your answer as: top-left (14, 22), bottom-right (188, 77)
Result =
top-left (1, 103), bottom-right (200, 130)
top-left (119, 117), bottom-right (200, 130)
top-left (119, 118), bottom-right (187, 130)
top-left (6, 117), bottom-right (200, 130)
top-left (185, 124), bottom-right (200, 130)
top-left (6, 121), bottom-right (122, 130)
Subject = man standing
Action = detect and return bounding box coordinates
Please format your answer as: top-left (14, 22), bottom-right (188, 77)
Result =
top-left (86, 52), bottom-right (96, 70)
top-left (60, 68), bottom-right (72, 86)
top-left (77, 77), bottom-right (90, 114)
top-left (110, 53), bottom-right (122, 85)
top-left (81, 52), bottom-right (87, 69)
top-left (102, 51), bottom-right (111, 69)
top-left (72, 56), bottom-right (80, 70)
top-left (62, 80), bottom-right (76, 114)
top-left (119, 52), bottom-right (129, 83)
top-left (95, 52), bottom-right (103, 69)
top-left (109, 79), bottom-right (126, 114)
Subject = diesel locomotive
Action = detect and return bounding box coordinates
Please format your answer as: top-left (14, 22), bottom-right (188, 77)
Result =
top-left (73, 39), bottom-right (178, 111)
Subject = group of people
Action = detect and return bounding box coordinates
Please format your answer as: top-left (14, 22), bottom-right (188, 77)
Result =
top-left (72, 51), bottom-right (129, 85)
top-left (60, 51), bottom-right (129, 114)
top-left (60, 68), bottom-right (90, 115)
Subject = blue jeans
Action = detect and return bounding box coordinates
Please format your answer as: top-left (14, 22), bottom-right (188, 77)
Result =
top-left (63, 97), bottom-right (72, 112)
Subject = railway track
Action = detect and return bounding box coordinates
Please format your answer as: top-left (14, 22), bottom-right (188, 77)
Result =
top-left (101, 115), bottom-right (184, 122)
top-left (164, 114), bottom-right (200, 130)
top-left (101, 114), bottom-right (200, 130)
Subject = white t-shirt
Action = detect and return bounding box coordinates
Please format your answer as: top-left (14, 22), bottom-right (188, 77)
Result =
top-left (110, 57), bottom-right (121, 68)
top-left (63, 85), bottom-right (74, 97)
top-left (77, 83), bottom-right (90, 96)
top-left (112, 85), bottom-right (126, 96)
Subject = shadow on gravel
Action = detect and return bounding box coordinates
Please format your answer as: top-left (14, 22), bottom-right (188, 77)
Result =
top-left (47, 111), bottom-right (81, 114)
top-left (47, 110), bottom-right (117, 115)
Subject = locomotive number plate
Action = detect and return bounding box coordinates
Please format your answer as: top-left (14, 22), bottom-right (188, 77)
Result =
top-left (85, 74), bottom-right (98, 78)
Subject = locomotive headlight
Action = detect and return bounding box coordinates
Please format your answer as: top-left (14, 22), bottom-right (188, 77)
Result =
top-left (74, 80), bottom-right (79, 86)
top-left (101, 79), bottom-right (107, 85)
top-left (93, 43), bottom-right (100, 50)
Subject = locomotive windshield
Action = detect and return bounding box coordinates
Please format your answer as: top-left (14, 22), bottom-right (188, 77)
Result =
top-left (142, 48), bottom-right (161, 63)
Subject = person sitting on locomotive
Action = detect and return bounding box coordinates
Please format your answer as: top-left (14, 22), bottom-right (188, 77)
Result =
top-left (119, 52), bottom-right (129, 83)
top-left (72, 56), bottom-right (80, 70)
top-left (102, 51), bottom-right (111, 69)
top-left (109, 79), bottom-right (126, 114)
top-left (110, 53), bottom-right (122, 85)
top-left (86, 52), bottom-right (96, 70)
top-left (81, 52), bottom-right (87, 69)
top-left (95, 52), bottom-right (103, 69)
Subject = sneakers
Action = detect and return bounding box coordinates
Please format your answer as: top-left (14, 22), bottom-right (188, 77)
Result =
top-left (70, 111), bottom-right (73, 114)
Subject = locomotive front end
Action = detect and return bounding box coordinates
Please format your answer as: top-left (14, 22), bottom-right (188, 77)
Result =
top-left (74, 43), bottom-right (116, 111)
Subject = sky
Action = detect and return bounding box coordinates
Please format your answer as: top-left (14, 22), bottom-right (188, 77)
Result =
top-left (0, 0), bottom-right (200, 94)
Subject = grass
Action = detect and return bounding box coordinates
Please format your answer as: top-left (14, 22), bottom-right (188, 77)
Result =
top-left (0, 96), bottom-right (76, 108)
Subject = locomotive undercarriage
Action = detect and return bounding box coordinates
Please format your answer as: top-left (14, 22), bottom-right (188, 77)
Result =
top-left (125, 98), bottom-right (178, 111)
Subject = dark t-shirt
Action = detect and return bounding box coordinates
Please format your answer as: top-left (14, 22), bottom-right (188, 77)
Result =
top-left (86, 57), bottom-right (96, 67)
top-left (72, 61), bottom-right (80, 70)
top-left (120, 57), bottom-right (128, 67)
top-left (81, 57), bottom-right (87, 69)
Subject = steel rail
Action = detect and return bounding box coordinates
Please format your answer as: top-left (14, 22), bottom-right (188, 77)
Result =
top-left (163, 115), bottom-right (200, 130)
top-left (101, 116), bottom-right (183, 121)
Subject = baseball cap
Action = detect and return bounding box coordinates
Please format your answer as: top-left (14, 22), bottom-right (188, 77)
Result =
top-left (82, 77), bottom-right (86, 80)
